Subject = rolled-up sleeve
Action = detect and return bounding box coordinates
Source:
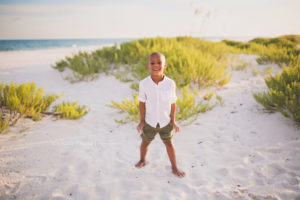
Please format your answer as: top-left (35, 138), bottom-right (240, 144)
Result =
top-left (170, 81), bottom-right (177, 104)
top-left (138, 81), bottom-right (146, 102)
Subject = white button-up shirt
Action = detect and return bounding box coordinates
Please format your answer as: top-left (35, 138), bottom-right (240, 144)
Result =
top-left (138, 75), bottom-right (177, 128)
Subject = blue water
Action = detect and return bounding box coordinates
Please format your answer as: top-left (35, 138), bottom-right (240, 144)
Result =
top-left (0, 38), bottom-right (136, 52)
top-left (0, 37), bottom-right (253, 52)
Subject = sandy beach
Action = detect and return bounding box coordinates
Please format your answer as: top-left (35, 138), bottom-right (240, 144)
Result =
top-left (0, 46), bottom-right (299, 200)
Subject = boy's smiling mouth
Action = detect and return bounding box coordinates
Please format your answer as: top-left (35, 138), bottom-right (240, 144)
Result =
top-left (152, 68), bottom-right (161, 71)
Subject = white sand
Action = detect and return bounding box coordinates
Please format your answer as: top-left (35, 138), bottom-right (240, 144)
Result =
top-left (0, 47), bottom-right (299, 200)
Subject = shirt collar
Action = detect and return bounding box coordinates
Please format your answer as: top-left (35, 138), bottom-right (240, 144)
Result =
top-left (149, 75), bottom-right (166, 86)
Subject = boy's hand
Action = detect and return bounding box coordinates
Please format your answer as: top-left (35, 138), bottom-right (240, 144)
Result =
top-left (172, 122), bottom-right (180, 133)
top-left (137, 121), bottom-right (145, 134)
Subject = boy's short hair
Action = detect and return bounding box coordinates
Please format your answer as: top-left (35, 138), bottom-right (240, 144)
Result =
top-left (148, 52), bottom-right (166, 64)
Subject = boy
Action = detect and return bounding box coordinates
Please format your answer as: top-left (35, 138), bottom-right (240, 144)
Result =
top-left (135, 52), bottom-right (185, 178)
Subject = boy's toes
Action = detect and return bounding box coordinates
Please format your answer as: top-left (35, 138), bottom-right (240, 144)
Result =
top-left (173, 169), bottom-right (186, 178)
top-left (135, 160), bottom-right (146, 168)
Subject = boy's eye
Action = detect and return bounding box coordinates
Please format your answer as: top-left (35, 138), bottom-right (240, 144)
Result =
top-left (151, 62), bottom-right (155, 65)
top-left (158, 62), bottom-right (161, 64)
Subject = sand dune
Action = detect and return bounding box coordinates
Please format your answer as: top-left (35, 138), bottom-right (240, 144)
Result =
top-left (0, 47), bottom-right (299, 200)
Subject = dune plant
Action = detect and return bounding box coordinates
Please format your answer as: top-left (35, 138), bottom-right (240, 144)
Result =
top-left (223, 35), bottom-right (300, 66)
top-left (252, 69), bottom-right (260, 76)
top-left (53, 36), bottom-right (235, 88)
top-left (52, 50), bottom-right (113, 82)
top-left (118, 36), bottom-right (234, 88)
top-left (107, 85), bottom-right (215, 125)
top-left (253, 58), bottom-right (300, 124)
top-left (263, 66), bottom-right (274, 76)
top-left (0, 82), bottom-right (88, 133)
top-left (216, 95), bottom-right (225, 106)
top-left (203, 89), bottom-right (215, 100)
top-left (106, 95), bottom-right (140, 123)
top-left (176, 86), bottom-right (215, 125)
top-left (53, 101), bottom-right (89, 120)
top-left (0, 114), bottom-right (9, 133)
top-left (0, 82), bottom-right (59, 121)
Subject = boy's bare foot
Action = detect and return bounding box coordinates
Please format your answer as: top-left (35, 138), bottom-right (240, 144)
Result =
top-left (135, 160), bottom-right (146, 168)
top-left (172, 168), bottom-right (186, 178)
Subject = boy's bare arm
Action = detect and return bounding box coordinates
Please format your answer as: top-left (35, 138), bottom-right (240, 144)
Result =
top-left (171, 103), bottom-right (180, 132)
top-left (137, 101), bottom-right (145, 133)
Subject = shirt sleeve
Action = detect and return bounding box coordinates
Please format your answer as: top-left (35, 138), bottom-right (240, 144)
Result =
top-left (138, 81), bottom-right (146, 102)
top-left (170, 81), bottom-right (177, 104)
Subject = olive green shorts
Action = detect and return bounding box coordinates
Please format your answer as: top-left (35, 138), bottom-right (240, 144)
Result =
top-left (141, 121), bottom-right (173, 142)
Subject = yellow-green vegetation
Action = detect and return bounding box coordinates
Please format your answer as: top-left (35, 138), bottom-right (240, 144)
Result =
top-left (106, 95), bottom-right (140, 123)
top-left (53, 36), bottom-right (235, 88)
top-left (52, 49), bottom-right (115, 82)
top-left (263, 65), bottom-right (274, 76)
top-left (248, 35), bottom-right (300, 124)
top-left (0, 114), bottom-right (9, 133)
top-left (203, 89), bottom-right (215, 100)
top-left (230, 56), bottom-right (252, 71)
top-left (253, 58), bottom-right (300, 124)
top-left (53, 101), bottom-right (89, 119)
top-left (52, 35), bottom-right (300, 125)
top-left (176, 86), bottom-right (215, 125)
top-left (0, 82), bottom-right (59, 121)
top-left (216, 95), bottom-right (225, 106)
top-left (0, 82), bottom-right (88, 133)
top-left (223, 35), bottom-right (300, 66)
top-left (107, 86), bottom-right (215, 125)
top-left (252, 69), bottom-right (260, 76)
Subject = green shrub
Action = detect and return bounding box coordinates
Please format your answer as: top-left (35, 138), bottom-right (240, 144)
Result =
top-left (53, 101), bottom-right (89, 120)
top-left (107, 85), bottom-right (215, 125)
top-left (253, 59), bottom-right (300, 123)
top-left (176, 86), bottom-right (215, 125)
top-left (0, 114), bottom-right (9, 133)
top-left (52, 50), bottom-right (113, 82)
top-left (252, 69), bottom-right (260, 76)
top-left (0, 82), bottom-right (59, 121)
top-left (224, 35), bottom-right (300, 66)
top-left (106, 95), bottom-right (140, 123)
top-left (53, 36), bottom-right (234, 88)
top-left (216, 95), bottom-right (225, 106)
top-left (0, 82), bottom-right (88, 133)
top-left (263, 66), bottom-right (274, 76)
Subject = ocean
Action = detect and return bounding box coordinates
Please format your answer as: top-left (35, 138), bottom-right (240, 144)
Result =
top-left (0, 37), bottom-right (253, 52)
top-left (0, 38), bottom-right (136, 52)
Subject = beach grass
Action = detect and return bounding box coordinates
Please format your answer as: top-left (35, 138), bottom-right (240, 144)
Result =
top-left (253, 57), bottom-right (300, 124)
top-left (0, 82), bottom-right (88, 133)
top-left (106, 85), bottom-right (216, 125)
top-left (52, 35), bottom-right (300, 125)
top-left (223, 35), bottom-right (300, 66)
top-left (53, 101), bottom-right (89, 120)
top-left (53, 36), bottom-right (235, 88)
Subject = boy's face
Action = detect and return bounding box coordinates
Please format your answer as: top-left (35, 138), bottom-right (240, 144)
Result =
top-left (147, 54), bottom-right (166, 77)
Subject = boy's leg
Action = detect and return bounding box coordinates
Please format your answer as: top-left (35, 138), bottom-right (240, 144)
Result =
top-left (136, 122), bottom-right (157, 168)
top-left (163, 140), bottom-right (186, 178)
top-left (135, 140), bottom-right (151, 168)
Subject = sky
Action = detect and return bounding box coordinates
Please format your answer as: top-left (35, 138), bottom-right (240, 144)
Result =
top-left (0, 0), bottom-right (299, 39)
